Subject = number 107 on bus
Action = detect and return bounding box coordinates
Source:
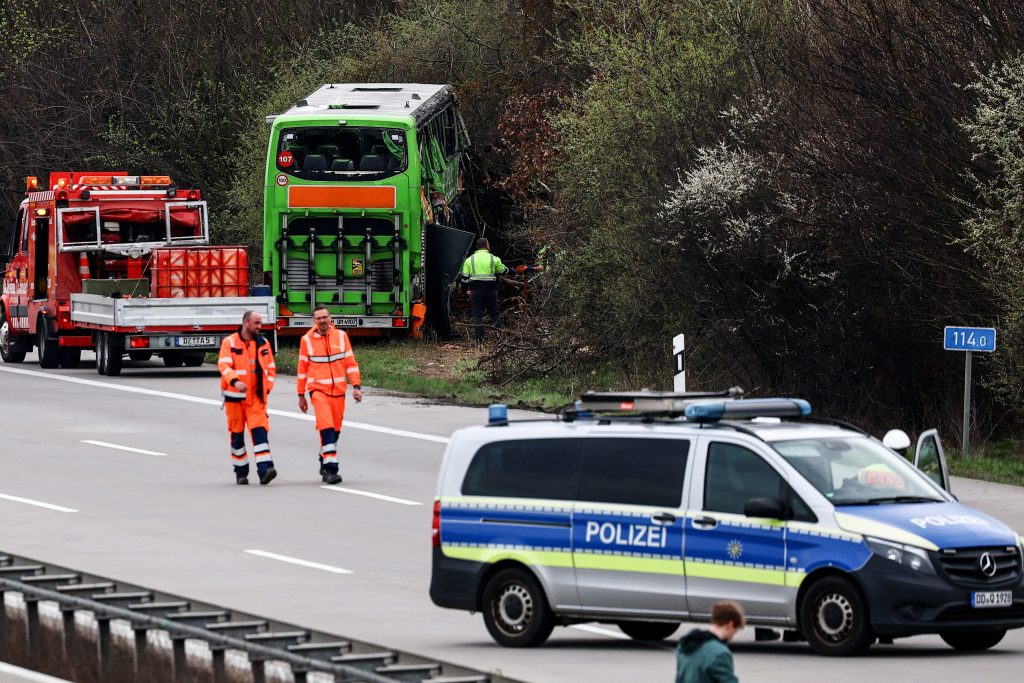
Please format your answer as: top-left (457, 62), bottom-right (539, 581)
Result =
top-left (944, 326), bottom-right (997, 352)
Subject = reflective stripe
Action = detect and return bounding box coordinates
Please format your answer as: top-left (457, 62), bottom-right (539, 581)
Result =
top-left (346, 366), bottom-right (360, 375)
top-left (304, 336), bottom-right (315, 354)
top-left (268, 363), bottom-right (276, 369)
top-left (234, 369), bottom-right (248, 376)
top-left (222, 390), bottom-right (245, 399)
top-left (321, 443), bottom-right (337, 454)
top-left (321, 453), bottom-right (338, 464)
top-left (313, 378), bottom-right (346, 385)
top-left (307, 352), bottom-right (351, 363)
top-left (253, 442), bottom-right (270, 454)
top-left (266, 377), bottom-right (275, 383)
top-left (298, 355), bottom-right (308, 362)
top-left (297, 374), bottom-right (307, 379)
top-left (218, 356), bottom-right (233, 363)
top-left (231, 446), bottom-right (247, 456)
top-left (254, 452), bottom-right (273, 463)
top-left (227, 336), bottom-right (237, 349)
top-left (230, 453), bottom-right (248, 462)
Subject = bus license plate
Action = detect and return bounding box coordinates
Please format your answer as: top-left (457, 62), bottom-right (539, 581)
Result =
top-left (175, 336), bottom-right (216, 348)
top-left (333, 317), bottom-right (358, 326)
top-left (972, 591), bottom-right (1012, 608)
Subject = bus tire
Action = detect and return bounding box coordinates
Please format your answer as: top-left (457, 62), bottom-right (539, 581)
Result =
top-left (617, 621), bottom-right (680, 641)
top-left (37, 316), bottom-right (59, 369)
top-left (800, 576), bottom-right (874, 656)
top-left (941, 629), bottom-right (1006, 651)
top-left (481, 567), bottom-right (555, 647)
top-left (0, 310), bottom-right (27, 364)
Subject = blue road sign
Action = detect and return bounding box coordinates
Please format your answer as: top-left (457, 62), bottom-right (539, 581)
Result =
top-left (944, 326), bottom-right (997, 353)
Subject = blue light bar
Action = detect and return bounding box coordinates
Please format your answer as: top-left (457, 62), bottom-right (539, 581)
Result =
top-left (488, 403), bottom-right (509, 425)
top-left (685, 398), bottom-right (811, 422)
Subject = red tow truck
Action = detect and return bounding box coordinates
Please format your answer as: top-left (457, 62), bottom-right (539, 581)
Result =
top-left (1, 172), bottom-right (275, 375)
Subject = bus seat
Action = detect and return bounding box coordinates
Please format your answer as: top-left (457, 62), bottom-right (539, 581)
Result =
top-left (317, 144), bottom-right (340, 160)
top-left (371, 145), bottom-right (389, 156)
top-left (387, 156), bottom-right (402, 170)
top-left (359, 155), bottom-right (386, 171)
top-left (303, 154), bottom-right (328, 171)
top-left (331, 159), bottom-right (355, 171)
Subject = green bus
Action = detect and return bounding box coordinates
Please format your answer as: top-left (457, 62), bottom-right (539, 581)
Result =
top-left (263, 83), bottom-right (474, 337)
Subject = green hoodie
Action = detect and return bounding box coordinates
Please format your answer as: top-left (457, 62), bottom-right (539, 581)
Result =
top-left (675, 629), bottom-right (739, 683)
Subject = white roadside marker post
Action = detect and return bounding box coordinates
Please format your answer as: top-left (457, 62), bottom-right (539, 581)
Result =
top-left (673, 334), bottom-right (686, 392)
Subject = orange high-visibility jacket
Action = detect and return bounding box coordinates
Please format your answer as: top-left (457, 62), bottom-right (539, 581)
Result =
top-left (218, 331), bottom-right (276, 403)
top-left (296, 325), bottom-right (361, 398)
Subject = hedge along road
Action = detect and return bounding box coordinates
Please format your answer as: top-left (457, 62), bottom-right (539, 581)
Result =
top-left (0, 354), bottom-right (1022, 683)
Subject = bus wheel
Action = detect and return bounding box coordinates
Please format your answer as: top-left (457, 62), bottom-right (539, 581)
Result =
top-left (37, 316), bottom-right (59, 369)
top-left (0, 312), bottom-right (27, 364)
top-left (941, 630), bottom-right (1006, 651)
top-left (800, 576), bottom-right (874, 656)
top-left (481, 567), bottom-right (555, 647)
top-left (617, 621), bottom-right (680, 641)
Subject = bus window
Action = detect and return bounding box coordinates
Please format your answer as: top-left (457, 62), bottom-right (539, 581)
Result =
top-left (277, 127), bottom-right (407, 179)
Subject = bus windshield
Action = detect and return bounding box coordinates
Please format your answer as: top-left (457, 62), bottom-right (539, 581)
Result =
top-left (771, 436), bottom-right (946, 505)
top-left (276, 126), bottom-right (407, 179)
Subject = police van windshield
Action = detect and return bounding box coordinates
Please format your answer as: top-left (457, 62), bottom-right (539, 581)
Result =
top-left (276, 126), bottom-right (407, 179)
top-left (771, 436), bottom-right (945, 505)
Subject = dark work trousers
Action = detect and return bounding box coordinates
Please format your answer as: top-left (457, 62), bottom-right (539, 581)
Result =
top-left (470, 286), bottom-right (501, 343)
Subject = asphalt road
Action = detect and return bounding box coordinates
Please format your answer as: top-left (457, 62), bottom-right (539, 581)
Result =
top-left (1, 353), bottom-right (1022, 682)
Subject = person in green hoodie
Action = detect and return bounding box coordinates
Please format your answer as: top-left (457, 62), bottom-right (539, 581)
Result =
top-left (675, 601), bottom-right (745, 683)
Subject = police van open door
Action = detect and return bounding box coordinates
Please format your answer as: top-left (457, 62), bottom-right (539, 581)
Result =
top-left (914, 429), bottom-right (950, 492)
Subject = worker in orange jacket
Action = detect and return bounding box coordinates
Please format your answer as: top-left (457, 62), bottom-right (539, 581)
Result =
top-left (297, 304), bottom-right (362, 484)
top-left (218, 311), bottom-right (277, 485)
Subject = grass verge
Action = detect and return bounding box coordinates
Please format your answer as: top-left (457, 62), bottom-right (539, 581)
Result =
top-left (948, 439), bottom-right (1024, 487)
top-left (272, 337), bottom-right (577, 411)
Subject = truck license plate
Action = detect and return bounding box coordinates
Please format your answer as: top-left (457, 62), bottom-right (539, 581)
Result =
top-left (971, 591), bottom-right (1012, 608)
top-left (333, 317), bottom-right (358, 326)
top-left (175, 336), bottom-right (216, 348)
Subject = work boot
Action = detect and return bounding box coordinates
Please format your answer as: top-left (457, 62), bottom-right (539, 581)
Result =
top-left (322, 471), bottom-right (343, 485)
top-left (259, 467), bottom-right (277, 486)
top-left (318, 455), bottom-right (326, 477)
top-left (236, 475), bottom-right (249, 485)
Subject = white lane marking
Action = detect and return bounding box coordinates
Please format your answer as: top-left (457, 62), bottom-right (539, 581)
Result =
top-left (82, 440), bottom-right (167, 456)
top-left (0, 661), bottom-right (73, 682)
top-left (320, 486), bottom-right (422, 506)
top-left (0, 493), bottom-right (78, 513)
top-left (0, 366), bottom-right (451, 444)
top-left (570, 624), bottom-right (632, 640)
top-left (244, 549), bottom-right (353, 575)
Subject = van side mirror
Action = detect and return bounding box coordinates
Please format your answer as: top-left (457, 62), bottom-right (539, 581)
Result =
top-left (744, 497), bottom-right (787, 520)
top-left (882, 429), bottom-right (912, 451)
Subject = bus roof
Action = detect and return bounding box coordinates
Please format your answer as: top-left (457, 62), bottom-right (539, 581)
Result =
top-left (276, 83), bottom-right (452, 124)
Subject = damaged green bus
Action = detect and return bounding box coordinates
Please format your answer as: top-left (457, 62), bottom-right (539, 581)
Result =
top-left (263, 83), bottom-right (474, 338)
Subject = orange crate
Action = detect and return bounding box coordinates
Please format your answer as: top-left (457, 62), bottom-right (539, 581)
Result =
top-left (151, 246), bottom-right (249, 298)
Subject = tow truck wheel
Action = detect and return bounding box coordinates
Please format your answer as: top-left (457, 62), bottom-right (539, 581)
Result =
top-left (0, 313), bottom-right (27, 364)
top-left (104, 333), bottom-right (124, 376)
top-left (941, 629), bottom-right (1006, 651)
top-left (617, 621), bottom-right (680, 641)
top-left (37, 316), bottom-right (59, 369)
top-left (182, 353), bottom-right (205, 367)
top-left (58, 348), bottom-right (81, 369)
top-left (128, 351), bottom-right (153, 362)
top-left (95, 333), bottom-right (108, 375)
top-left (163, 353), bottom-right (185, 367)
top-left (481, 567), bottom-right (555, 647)
top-left (800, 576), bottom-right (874, 656)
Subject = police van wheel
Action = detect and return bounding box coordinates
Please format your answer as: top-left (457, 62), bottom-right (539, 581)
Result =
top-left (940, 629), bottom-right (1006, 651)
top-left (617, 621), bottom-right (680, 641)
top-left (800, 576), bottom-right (874, 656)
top-left (481, 568), bottom-right (555, 647)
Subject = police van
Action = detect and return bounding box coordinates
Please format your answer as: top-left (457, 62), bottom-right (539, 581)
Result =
top-left (429, 390), bottom-right (1024, 655)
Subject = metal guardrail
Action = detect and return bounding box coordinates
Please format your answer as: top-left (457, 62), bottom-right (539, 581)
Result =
top-left (0, 551), bottom-right (497, 683)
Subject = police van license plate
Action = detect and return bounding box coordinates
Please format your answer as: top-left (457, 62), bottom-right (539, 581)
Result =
top-left (971, 591), bottom-right (1012, 608)
top-left (175, 336), bottom-right (216, 348)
